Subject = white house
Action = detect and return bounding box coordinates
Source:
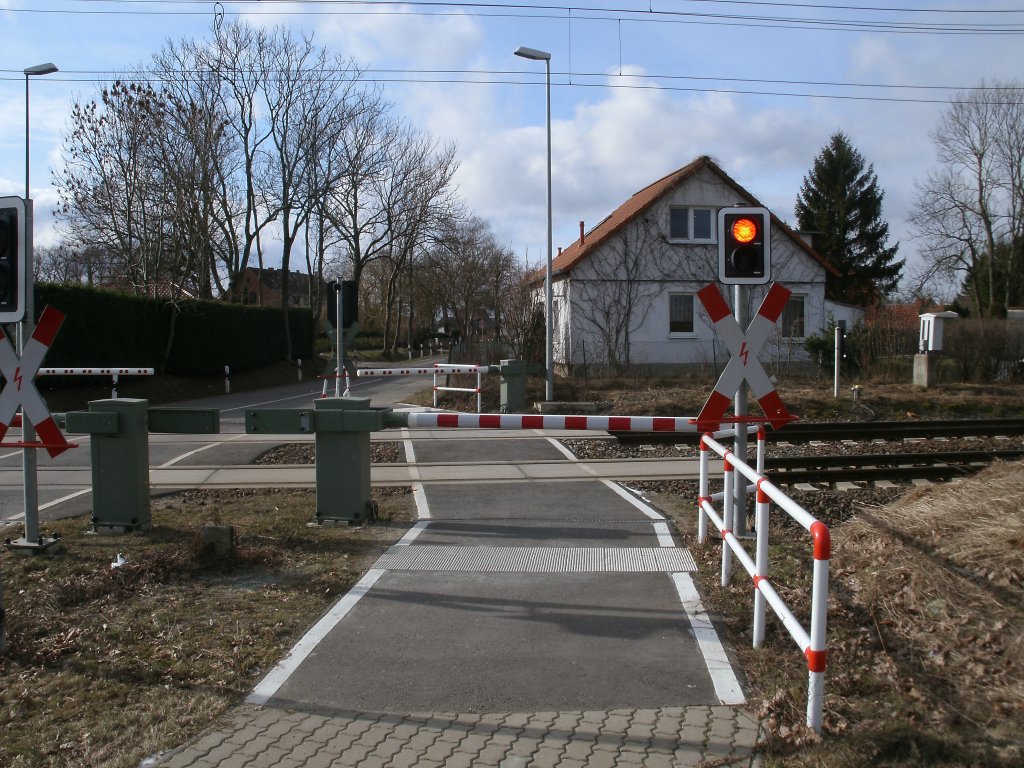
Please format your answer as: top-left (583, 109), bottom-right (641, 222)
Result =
top-left (535, 156), bottom-right (844, 375)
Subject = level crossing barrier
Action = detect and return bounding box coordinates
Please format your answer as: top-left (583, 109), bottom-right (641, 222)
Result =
top-left (319, 369), bottom-right (351, 398)
top-left (697, 432), bottom-right (829, 733)
top-left (38, 367), bottom-right (154, 399)
top-left (355, 359), bottom-right (543, 413)
top-left (356, 363), bottom-right (490, 412)
top-left (64, 399), bottom-right (220, 534)
top-left (46, 392), bottom-right (825, 727)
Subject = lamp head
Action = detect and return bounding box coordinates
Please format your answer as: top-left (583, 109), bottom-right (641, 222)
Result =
top-left (24, 63), bottom-right (59, 77)
top-left (514, 47), bottom-right (551, 62)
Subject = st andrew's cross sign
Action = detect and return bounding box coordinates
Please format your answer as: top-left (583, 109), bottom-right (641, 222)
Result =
top-left (695, 282), bottom-right (796, 432)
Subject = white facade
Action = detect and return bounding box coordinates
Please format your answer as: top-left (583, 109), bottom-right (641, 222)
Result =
top-left (545, 160), bottom-right (835, 374)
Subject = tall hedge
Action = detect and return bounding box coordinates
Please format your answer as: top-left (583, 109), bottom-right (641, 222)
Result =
top-left (36, 284), bottom-right (313, 376)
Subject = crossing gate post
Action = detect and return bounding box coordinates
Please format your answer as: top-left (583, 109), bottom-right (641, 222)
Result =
top-left (65, 400), bottom-right (221, 534)
top-left (69, 398), bottom-right (151, 534)
top-left (313, 397), bottom-right (383, 525)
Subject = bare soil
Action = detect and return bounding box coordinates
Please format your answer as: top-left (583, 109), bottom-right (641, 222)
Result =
top-left (0, 487), bottom-right (415, 768)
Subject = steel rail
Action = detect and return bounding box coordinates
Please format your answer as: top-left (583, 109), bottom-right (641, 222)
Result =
top-left (613, 418), bottom-right (1024, 444)
top-left (762, 449), bottom-right (1024, 485)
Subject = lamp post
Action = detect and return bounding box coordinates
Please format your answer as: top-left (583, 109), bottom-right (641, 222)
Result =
top-left (514, 46), bottom-right (554, 402)
top-left (18, 62), bottom-right (58, 553)
top-left (25, 63), bottom-right (58, 199)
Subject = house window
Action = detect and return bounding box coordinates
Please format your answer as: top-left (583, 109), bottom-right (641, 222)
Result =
top-left (669, 207), bottom-right (715, 243)
top-left (781, 296), bottom-right (806, 338)
top-left (669, 293), bottom-right (695, 334)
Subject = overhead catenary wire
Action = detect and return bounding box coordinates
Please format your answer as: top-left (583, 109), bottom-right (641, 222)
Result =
top-left (12, 1), bottom-right (1024, 36)
top-left (1, 67), bottom-right (1021, 105)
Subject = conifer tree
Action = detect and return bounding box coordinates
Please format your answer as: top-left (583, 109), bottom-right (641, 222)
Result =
top-left (795, 132), bottom-right (903, 304)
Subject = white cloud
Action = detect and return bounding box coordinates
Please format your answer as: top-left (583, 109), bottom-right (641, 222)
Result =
top-left (315, 8), bottom-right (484, 70)
top-left (428, 70), bottom-right (834, 257)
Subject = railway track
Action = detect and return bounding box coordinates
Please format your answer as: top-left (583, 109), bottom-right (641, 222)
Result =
top-left (763, 448), bottom-right (1024, 486)
top-left (600, 418), bottom-right (1024, 485)
top-left (611, 417), bottom-right (1024, 444)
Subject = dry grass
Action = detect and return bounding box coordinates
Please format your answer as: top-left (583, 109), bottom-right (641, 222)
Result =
top-left (0, 487), bottom-right (415, 768)
top-left (657, 462), bottom-right (1024, 767)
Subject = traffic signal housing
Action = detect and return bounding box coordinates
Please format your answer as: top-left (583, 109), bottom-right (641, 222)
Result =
top-left (718, 206), bottom-right (770, 285)
top-left (326, 280), bottom-right (358, 329)
top-left (0, 197), bottom-right (27, 323)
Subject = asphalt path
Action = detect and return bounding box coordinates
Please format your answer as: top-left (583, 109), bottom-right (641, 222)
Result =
top-left (3, 364), bottom-right (748, 725)
top-left (249, 432), bottom-right (744, 714)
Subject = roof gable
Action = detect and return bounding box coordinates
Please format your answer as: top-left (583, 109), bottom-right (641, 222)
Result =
top-left (538, 155), bottom-right (837, 280)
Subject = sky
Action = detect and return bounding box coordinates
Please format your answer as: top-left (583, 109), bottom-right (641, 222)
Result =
top-left (1, 1), bottom-right (1023, 295)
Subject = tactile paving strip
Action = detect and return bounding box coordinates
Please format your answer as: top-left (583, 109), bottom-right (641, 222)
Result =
top-left (376, 545), bottom-right (697, 573)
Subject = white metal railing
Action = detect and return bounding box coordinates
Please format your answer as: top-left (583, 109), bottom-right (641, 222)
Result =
top-left (698, 432), bottom-right (830, 733)
top-left (356, 363), bottom-right (493, 413)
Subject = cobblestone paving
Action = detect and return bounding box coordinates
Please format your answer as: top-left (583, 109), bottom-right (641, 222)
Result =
top-left (151, 704), bottom-right (761, 768)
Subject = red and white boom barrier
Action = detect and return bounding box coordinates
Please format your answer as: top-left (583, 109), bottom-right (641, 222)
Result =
top-left (698, 432), bottom-right (830, 733)
top-left (357, 363), bottom-right (494, 413)
top-left (406, 412), bottom-right (700, 431)
top-left (37, 366), bottom-right (154, 399)
top-left (405, 412), bottom-right (767, 434)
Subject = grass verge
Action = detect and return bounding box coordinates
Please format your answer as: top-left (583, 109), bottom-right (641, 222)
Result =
top-left (0, 487), bottom-right (415, 768)
top-left (649, 463), bottom-right (1024, 767)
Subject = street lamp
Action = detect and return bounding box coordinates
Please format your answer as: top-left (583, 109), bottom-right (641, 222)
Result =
top-left (514, 46), bottom-right (554, 402)
top-left (19, 62), bottom-right (58, 553)
top-left (25, 63), bottom-right (59, 199)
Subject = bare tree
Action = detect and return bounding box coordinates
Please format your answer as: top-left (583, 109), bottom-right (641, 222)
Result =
top-left (571, 217), bottom-right (680, 372)
top-left (424, 217), bottom-right (510, 350)
top-left (497, 259), bottom-right (543, 361)
top-left (34, 243), bottom-right (102, 285)
top-left (377, 129), bottom-right (460, 352)
top-left (57, 81), bottom-right (168, 290)
top-left (327, 107), bottom-right (399, 294)
top-left (913, 80), bottom-right (1024, 314)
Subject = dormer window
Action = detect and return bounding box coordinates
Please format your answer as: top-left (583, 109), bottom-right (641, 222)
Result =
top-left (669, 206), bottom-right (715, 243)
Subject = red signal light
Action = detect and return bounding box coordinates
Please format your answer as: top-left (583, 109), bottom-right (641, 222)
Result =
top-left (731, 217), bottom-right (758, 244)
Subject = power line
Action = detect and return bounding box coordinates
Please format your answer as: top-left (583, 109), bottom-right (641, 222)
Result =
top-left (2, 67), bottom-right (1020, 104)
top-left (54, 0), bottom-right (1024, 13)
top-left (15, 2), bottom-right (1024, 34)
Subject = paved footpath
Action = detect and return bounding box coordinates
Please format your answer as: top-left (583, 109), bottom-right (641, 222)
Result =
top-left (147, 433), bottom-right (762, 768)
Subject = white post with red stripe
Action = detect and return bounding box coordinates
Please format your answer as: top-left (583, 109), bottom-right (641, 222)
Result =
top-left (697, 432), bottom-right (830, 733)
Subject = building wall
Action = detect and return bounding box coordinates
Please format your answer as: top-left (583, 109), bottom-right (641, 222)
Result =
top-left (557, 166), bottom-right (828, 373)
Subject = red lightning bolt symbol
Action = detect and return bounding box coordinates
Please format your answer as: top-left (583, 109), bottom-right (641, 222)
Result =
top-left (13, 366), bottom-right (23, 391)
top-left (739, 342), bottom-right (749, 366)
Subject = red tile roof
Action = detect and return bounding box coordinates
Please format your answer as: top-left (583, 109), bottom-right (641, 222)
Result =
top-left (531, 155), bottom-right (836, 282)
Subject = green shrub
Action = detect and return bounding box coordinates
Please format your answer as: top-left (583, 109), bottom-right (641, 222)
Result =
top-left (36, 284), bottom-right (313, 376)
